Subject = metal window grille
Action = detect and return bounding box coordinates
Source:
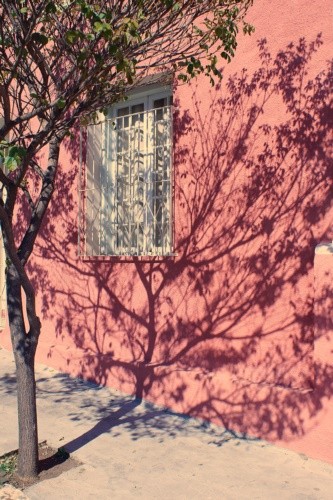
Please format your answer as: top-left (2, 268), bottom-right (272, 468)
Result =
top-left (79, 93), bottom-right (173, 257)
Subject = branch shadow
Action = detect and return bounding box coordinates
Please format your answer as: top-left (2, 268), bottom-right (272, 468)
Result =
top-left (0, 365), bottom-right (259, 453)
top-left (63, 399), bottom-right (141, 453)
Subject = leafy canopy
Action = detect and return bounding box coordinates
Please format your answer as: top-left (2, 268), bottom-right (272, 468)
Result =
top-left (0, 0), bottom-right (253, 143)
top-left (0, 0), bottom-right (253, 251)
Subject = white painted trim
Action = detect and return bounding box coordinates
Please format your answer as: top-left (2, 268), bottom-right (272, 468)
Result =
top-left (315, 242), bottom-right (333, 255)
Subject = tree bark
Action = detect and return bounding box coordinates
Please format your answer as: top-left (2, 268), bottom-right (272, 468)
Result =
top-left (15, 354), bottom-right (39, 480)
top-left (6, 265), bottom-right (39, 480)
top-left (1, 138), bottom-right (60, 481)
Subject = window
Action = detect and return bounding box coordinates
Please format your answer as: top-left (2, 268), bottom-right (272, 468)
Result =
top-left (82, 86), bottom-right (173, 257)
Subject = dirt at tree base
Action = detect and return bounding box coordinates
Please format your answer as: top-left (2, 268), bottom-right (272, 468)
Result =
top-left (0, 441), bottom-right (80, 492)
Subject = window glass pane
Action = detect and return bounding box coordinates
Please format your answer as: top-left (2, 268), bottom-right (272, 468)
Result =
top-left (117, 106), bottom-right (129, 128)
top-left (117, 106), bottom-right (129, 116)
top-left (153, 98), bottom-right (167, 108)
top-left (131, 103), bottom-right (144, 126)
top-left (154, 98), bottom-right (167, 122)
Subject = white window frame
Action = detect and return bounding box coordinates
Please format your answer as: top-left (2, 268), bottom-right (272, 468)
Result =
top-left (82, 85), bottom-right (173, 257)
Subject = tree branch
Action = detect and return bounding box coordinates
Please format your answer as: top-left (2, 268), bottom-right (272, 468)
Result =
top-left (0, 201), bottom-right (40, 338)
top-left (18, 136), bottom-right (61, 264)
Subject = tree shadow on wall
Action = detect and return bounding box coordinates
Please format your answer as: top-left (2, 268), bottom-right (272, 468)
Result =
top-left (28, 35), bottom-right (333, 444)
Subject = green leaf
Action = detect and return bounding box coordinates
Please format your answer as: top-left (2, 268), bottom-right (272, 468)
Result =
top-left (8, 146), bottom-right (26, 159)
top-left (94, 53), bottom-right (103, 64)
top-left (65, 30), bottom-right (81, 44)
top-left (215, 26), bottom-right (226, 39)
top-left (243, 23), bottom-right (255, 35)
top-left (77, 50), bottom-right (88, 63)
top-left (31, 32), bottom-right (49, 46)
top-left (56, 98), bottom-right (66, 109)
top-left (177, 73), bottom-right (188, 83)
top-left (93, 21), bottom-right (112, 33)
top-left (221, 51), bottom-right (231, 62)
top-left (187, 63), bottom-right (194, 75)
top-left (45, 2), bottom-right (57, 14)
top-left (116, 59), bottom-right (125, 72)
top-left (4, 157), bottom-right (17, 171)
top-left (108, 44), bottom-right (118, 55)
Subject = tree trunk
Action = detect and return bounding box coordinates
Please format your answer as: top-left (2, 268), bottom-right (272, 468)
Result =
top-left (15, 354), bottom-right (38, 480)
top-left (1, 138), bottom-right (60, 481)
top-left (6, 265), bottom-right (39, 480)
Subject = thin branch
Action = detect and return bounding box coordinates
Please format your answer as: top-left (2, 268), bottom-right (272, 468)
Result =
top-left (18, 136), bottom-right (61, 264)
top-left (19, 184), bottom-right (35, 211)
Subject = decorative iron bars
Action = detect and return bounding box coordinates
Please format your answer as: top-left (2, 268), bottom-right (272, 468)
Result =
top-left (79, 102), bottom-right (173, 256)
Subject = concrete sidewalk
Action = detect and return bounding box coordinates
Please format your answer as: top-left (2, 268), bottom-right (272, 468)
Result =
top-left (1, 347), bottom-right (333, 500)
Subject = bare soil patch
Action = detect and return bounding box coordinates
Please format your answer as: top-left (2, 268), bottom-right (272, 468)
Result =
top-left (0, 441), bottom-right (80, 491)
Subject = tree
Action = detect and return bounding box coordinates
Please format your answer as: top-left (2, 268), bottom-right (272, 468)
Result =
top-left (0, 0), bottom-right (253, 481)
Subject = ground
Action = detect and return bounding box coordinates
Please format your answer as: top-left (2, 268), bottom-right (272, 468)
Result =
top-left (0, 442), bottom-right (79, 490)
top-left (0, 347), bottom-right (333, 499)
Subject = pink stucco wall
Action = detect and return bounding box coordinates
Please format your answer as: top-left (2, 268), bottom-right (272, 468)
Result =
top-left (1, 0), bottom-right (333, 463)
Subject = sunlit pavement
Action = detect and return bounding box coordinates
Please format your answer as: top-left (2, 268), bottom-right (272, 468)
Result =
top-left (1, 347), bottom-right (333, 500)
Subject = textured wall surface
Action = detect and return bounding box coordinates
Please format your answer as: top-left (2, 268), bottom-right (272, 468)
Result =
top-left (1, 0), bottom-right (333, 463)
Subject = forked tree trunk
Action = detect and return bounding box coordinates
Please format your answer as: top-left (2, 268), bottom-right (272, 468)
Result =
top-left (6, 265), bottom-right (39, 480)
top-left (2, 137), bottom-right (60, 481)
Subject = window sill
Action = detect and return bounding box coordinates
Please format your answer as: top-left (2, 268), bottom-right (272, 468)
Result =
top-left (78, 253), bottom-right (178, 263)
